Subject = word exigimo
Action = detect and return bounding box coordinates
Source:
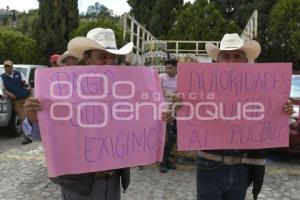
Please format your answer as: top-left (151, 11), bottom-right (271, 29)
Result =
top-left (49, 74), bottom-right (265, 128)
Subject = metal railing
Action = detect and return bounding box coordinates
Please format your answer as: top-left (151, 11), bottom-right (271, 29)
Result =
top-left (122, 9), bottom-right (258, 66)
top-left (163, 40), bottom-right (220, 55)
top-left (122, 13), bottom-right (157, 65)
top-left (241, 10), bottom-right (258, 41)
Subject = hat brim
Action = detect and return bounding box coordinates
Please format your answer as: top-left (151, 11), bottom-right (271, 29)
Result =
top-left (57, 52), bottom-right (82, 65)
top-left (205, 40), bottom-right (261, 61)
top-left (67, 37), bottom-right (133, 59)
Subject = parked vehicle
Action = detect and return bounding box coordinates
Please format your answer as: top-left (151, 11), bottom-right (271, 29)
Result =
top-left (0, 64), bottom-right (47, 137)
top-left (287, 75), bottom-right (300, 153)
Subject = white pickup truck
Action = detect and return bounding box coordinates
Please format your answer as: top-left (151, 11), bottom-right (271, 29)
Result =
top-left (0, 64), bottom-right (47, 137)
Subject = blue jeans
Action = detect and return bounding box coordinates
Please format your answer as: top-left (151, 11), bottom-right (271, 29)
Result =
top-left (197, 156), bottom-right (248, 200)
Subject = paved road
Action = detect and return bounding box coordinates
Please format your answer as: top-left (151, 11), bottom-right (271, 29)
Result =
top-left (0, 136), bottom-right (299, 200)
top-left (0, 131), bottom-right (23, 152)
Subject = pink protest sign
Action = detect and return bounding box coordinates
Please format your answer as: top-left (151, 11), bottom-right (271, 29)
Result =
top-left (177, 63), bottom-right (292, 151)
top-left (35, 65), bottom-right (166, 177)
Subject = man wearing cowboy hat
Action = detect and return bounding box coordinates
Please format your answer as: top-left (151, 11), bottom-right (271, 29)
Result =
top-left (23, 28), bottom-right (133, 200)
top-left (193, 33), bottom-right (294, 200)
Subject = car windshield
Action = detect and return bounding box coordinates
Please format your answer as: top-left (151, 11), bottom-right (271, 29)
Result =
top-left (0, 66), bottom-right (28, 77)
top-left (290, 75), bottom-right (300, 99)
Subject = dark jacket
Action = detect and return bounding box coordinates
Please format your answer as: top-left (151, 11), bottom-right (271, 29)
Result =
top-left (50, 168), bottom-right (130, 196)
top-left (1, 71), bottom-right (29, 99)
top-left (247, 150), bottom-right (266, 200)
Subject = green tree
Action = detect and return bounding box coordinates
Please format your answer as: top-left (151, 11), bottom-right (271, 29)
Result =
top-left (210, 0), bottom-right (278, 63)
top-left (0, 28), bottom-right (41, 64)
top-left (86, 4), bottom-right (112, 18)
top-left (252, 0), bottom-right (277, 63)
top-left (168, 0), bottom-right (240, 41)
top-left (33, 0), bottom-right (79, 64)
top-left (0, 14), bottom-right (10, 26)
top-left (16, 10), bottom-right (38, 37)
top-left (210, 0), bottom-right (253, 27)
top-left (268, 0), bottom-right (300, 69)
top-left (127, 0), bottom-right (155, 27)
top-left (148, 0), bottom-right (183, 38)
top-left (98, 5), bottom-right (112, 18)
top-left (128, 0), bottom-right (183, 37)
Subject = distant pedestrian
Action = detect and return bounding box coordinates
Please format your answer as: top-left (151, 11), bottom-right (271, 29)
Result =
top-left (57, 51), bottom-right (81, 66)
top-left (1, 60), bottom-right (32, 144)
top-left (159, 59), bottom-right (178, 173)
top-left (49, 54), bottom-right (60, 67)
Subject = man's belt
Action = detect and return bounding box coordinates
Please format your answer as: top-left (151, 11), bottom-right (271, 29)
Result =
top-left (95, 170), bottom-right (116, 178)
top-left (197, 151), bottom-right (266, 166)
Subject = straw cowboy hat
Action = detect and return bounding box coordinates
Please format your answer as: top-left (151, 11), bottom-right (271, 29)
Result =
top-left (57, 51), bottom-right (81, 65)
top-left (205, 33), bottom-right (261, 61)
top-left (67, 28), bottom-right (133, 58)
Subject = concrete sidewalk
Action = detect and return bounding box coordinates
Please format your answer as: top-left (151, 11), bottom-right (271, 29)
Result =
top-left (0, 143), bottom-right (299, 200)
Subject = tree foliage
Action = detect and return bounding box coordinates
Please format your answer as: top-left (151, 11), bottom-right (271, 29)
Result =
top-left (16, 10), bottom-right (38, 37)
top-left (210, 0), bottom-right (254, 28)
top-left (128, 0), bottom-right (183, 38)
top-left (33, 0), bottom-right (79, 64)
top-left (0, 13), bottom-right (10, 26)
top-left (0, 28), bottom-right (41, 64)
top-left (85, 3), bottom-right (112, 18)
top-left (168, 0), bottom-right (240, 41)
top-left (211, 0), bottom-right (278, 63)
top-left (127, 0), bottom-right (155, 27)
top-left (148, 0), bottom-right (183, 38)
top-left (1, 0), bottom-right (299, 68)
top-left (268, 0), bottom-right (300, 69)
top-left (211, 0), bottom-right (300, 68)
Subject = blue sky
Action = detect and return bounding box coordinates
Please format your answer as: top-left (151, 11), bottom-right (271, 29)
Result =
top-left (0, 0), bottom-right (195, 15)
